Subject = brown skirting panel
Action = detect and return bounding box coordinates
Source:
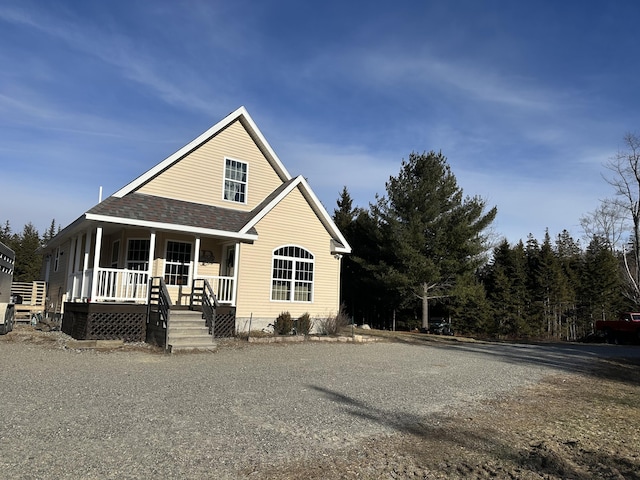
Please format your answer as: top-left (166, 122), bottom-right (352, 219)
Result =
top-left (62, 303), bottom-right (147, 342)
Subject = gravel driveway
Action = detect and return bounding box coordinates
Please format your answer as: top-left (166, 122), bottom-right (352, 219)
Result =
top-left (0, 335), bottom-right (634, 479)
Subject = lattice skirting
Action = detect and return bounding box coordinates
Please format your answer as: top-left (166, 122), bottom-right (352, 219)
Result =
top-left (62, 303), bottom-right (147, 342)
top-left (213, 311), bottom-right (236, 338)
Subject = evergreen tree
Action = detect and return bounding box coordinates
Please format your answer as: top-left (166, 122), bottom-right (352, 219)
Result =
top-left (510, 240), bottom-right (531, 332)
top-left (13, 223), bottom-right (42, 282)
top-left (481, 239), bottom-right (530, 337)
top-left (333, 187), bottom-right (356, 233)
top-left (347, 209), bottom-right (392, 328)
top-left (373, 151), bottom-right (497, 328)
top-left (42, 219), bottom-right (59, 244)
top-left (554, 230), bottom-right (581, 339)
top-left (0, 220), bottom-right (11, 245)
top-left (580, 236), bottom-right (625, 331)
top-left (446, 273), bottom-right (490, 334)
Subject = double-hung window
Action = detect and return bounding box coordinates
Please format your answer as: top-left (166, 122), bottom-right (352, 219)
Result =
top-left (224, 158), bottom-right (248, 203)
top-left (271, 246), bottom-right (314, 302)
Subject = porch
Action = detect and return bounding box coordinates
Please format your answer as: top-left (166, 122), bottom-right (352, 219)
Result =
top-left (62, 277), bottom-right (237, 350)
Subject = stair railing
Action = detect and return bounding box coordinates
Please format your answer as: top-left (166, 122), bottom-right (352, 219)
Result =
top-left (148, 277), bottom-right (172, 350)
top-left (192, 278), bottom-right (219, 336)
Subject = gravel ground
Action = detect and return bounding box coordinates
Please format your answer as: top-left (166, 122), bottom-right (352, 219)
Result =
top-left (0, 328), bottom-right (635, 479)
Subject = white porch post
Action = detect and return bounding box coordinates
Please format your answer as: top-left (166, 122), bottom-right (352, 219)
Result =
top-left (81, 229), bottom-right (92, 300)
top-left (90, 227), bottom-right (103, 301)
top-left (193, 237), bottom-right (201, 280)
top-left (73, 235), bottom-right (83, 274)
top-left (72, 234), bottom-right (83, 301)
top-left (65, 236), bottom-right (77, 300)
top-left (232, 242), bottom-right (240, 305)
top-left (148, 231), bottom-right (156, 280)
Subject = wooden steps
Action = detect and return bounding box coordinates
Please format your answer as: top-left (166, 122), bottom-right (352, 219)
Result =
top-left (167, 310), bottom-right (217, 353)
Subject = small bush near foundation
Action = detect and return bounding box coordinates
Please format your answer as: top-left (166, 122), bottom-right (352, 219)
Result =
top-left (316, 307), bottom-right (350, 335)
top-left (274, 311), bottom-right (293, 335)
top-left (297, 312), bottom-right (312, 335)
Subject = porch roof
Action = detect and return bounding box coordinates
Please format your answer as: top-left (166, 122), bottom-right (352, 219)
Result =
top-left (86, 193), bottom-right (258, 236)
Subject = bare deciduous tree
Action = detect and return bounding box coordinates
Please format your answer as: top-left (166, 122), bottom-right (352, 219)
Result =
top-left (603, 132), bottom-right (640, 304)
top-left (579, 200), bottom-right (628, 251)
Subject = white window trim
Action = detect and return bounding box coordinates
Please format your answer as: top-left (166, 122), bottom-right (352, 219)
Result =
top-left (270, 245), bottom-right (315, 303)
top-left (163, 239), bottom-right (194, 287)
top-left (222, 157), bottom-right (249, 205)
top-left (54, 247), bottom-right (60, 272)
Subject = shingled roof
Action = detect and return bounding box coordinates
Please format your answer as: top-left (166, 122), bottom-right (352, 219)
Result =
top-left (88, 193), bottom-right (257, 234)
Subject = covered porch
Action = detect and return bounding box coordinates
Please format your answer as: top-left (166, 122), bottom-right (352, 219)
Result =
top-left (61, 223), bottom-right (245, 307)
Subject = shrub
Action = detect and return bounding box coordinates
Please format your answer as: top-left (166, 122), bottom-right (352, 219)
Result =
top-left (274, 311), bottom-right (293, 335)
top-left (297, 312), bottom-right (312, 335)
top-left (316, 306), bottom-right (350, 335)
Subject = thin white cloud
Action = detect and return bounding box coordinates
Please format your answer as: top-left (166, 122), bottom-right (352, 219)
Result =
top-left (0, 4), bottom-right (229, 115)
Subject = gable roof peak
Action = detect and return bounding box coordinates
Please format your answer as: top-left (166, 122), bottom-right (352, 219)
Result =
top-left (112, 106), bottom-right (291, 198)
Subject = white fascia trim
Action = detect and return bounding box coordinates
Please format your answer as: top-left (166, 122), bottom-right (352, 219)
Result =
top-left (296, 177), bottom-right (352, 254)
top-left (85, 213), bottom-right (258, 241)
top-left (237, 109), bottom-right (292, 182)
top-left (113, 106), bottom-right (291, 198)
top-left (240, 176), bottom-right (352, 254)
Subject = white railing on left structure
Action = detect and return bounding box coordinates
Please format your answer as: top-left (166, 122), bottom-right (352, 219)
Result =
top-left (69, 268), bottom-right (149, 303)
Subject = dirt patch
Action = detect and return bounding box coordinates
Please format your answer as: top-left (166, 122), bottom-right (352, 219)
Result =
top-left (256, 357), bottom-right (640, 479)
top-left (0, 325), bottom-right (163, 353)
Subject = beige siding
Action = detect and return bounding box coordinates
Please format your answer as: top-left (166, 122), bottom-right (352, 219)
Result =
top-left (235, 186), bottom-right (341, 326)
top-left (137, 120), bottom-right (284, 210)
top-left (44, 239), bottom-right (72, 316)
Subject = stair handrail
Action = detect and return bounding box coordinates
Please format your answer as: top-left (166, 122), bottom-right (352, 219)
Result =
top-left (199, 278), bottom-right (219, 336)
top-left (148, 277), bottom-right (172, 350)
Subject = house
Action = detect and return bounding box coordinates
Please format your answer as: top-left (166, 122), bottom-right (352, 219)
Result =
top-left (40, 106), bottom-right (351, 348)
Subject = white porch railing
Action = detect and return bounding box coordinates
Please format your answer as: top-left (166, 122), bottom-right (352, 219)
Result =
top-left (195, 275), bottom-right (235, 304)
top-left (68, 269), bottom-right (235, 305)
top-left (70, 268), bottom-right (149, 303)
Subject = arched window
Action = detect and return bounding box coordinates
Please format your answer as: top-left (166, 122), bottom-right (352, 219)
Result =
top-left (271, 246), bottom-right (314, 302)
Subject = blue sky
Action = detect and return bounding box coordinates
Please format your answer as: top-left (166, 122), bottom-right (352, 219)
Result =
top-left (1, 1), bottom-right (639, 245)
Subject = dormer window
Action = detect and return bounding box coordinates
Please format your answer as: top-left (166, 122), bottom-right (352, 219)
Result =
top-left (224, 158), bottom-right (248, 203)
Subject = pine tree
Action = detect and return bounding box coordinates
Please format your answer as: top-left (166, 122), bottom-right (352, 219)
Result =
top-left (333, 187), bottom-right (356, 233)
top-left (0, 220), bottom-right (11, 245)
top-left (482, 239), bottom-right (530, 337)
top-left (580, 236), bottom-right (625, 332)
top-left (42, 219), bottom-right (58, 244)
top-left (373, 151), bottom-right (497, 329)
top-left (13, 223), bottom-right (42, 282)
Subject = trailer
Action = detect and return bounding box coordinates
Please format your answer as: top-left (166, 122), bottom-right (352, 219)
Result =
top-left (0, 241), bottom-right (15, 334)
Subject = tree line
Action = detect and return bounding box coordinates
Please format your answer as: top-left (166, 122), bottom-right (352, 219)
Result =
top-left (0, 220), bottom-right (59, 282)
top-left (333, 146), bottom-right (637, 340)
top-left (4, 135), bottom-right (640, 342)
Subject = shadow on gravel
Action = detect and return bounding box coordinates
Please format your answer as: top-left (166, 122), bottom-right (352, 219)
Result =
top-left (451, 342), bottom-right (640, 387)
top-left (393, 336), bottom-right (640, 388)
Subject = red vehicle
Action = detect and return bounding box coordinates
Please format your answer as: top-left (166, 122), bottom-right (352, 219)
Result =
top-left (595, 312), bottom-right (640, 344)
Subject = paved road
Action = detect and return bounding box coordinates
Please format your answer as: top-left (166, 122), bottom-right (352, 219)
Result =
top-left (0, 338), bottom-right (636, 479)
